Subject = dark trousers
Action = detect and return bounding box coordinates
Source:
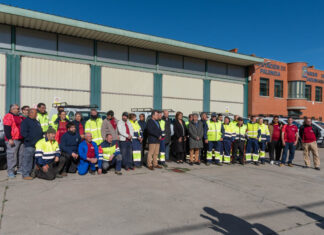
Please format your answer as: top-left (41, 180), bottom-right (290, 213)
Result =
top-left (61, 152), bottom-right (79, 173)
top-left (35, 158), bottom-right (66, 180)
top-left (200, 140), bottom-right (208, 162)
top-left (120, 141), bottom-right (133, 169)
top-left (102, 154), bottom-right (122, 172)
top-left (268, 140), bottom-right (282, 161)
top-left (176, 152), bottom-right (185, 161)
top-left (232, 140), bottom-right (245, 163)
top-left (281, 142), bottom-right (296, 164)
top-left (22, 147), bottom-right (35, 177)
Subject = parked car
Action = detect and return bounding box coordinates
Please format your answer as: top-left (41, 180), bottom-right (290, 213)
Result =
top-left (49, 102), bottom-right (106, 121)
top-left (0, 114), bottom-right (7, 170)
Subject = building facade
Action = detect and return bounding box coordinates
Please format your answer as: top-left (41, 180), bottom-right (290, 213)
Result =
top-left (0, 5), bottom-right (262, 118)
top-left (249, 59), bottom-right (324, 120)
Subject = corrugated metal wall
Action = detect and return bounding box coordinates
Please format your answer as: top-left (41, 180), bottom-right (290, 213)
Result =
top-left (210, 80), bottom-right (244, 115)
top-left (162, 74), bottom-right (203, 115)
top-left (20, 57), bottom-right (90, 109)
top-left (0, 54), bottom-right (5, 116)
top-left (101, 67), bottom-right (153, 118)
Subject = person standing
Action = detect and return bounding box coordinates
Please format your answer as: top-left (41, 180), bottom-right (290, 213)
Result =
top-left (85, 109), bottom-right (103, 145)
top-left (173, 112), bottom-right (187, 164)
top-left (138, 113), bottom-right (147, 162)
top-left (77, 133), bottom-right (100, 175)
top-left (188, 113), bottom-right (203, 165)
top-left (53, 111), bottom-right (69, 144)
top-left (146, 110), bottom-right (162, 170)
top-left (20, 108), bottom-right (43, 180)
top-left (117, 112), bottom-right (134, 170)
top-left (246, 116), bottom-right (260, 165)
top-left (72, 112), bottom-right (85, 139)
top-left (200, 112), bottom-right (208, 163)
top-left (232, 117), bottom-right (247, 165)
top-left (162, 110), bottom-right (172, 162)
top-left (34, 127), bottom-right (66, 180)
top-left (129, 113), bottom-right (143, 168)
top-left (205, 113), bottom-right (223, 166)
top-left (299, 118), bottom-right (321, 170)
top-left (222, 116), bottom-right (234, 164)
top-left (268, 116), bottom-right (282, 165)
top-left (101, 110), bottom-right (119, 145)
top-left (20, 106), bottom-right (30, 119)
top-left (157, 111), bottom-right (167, 167)
top-left (280, 117), bottom-right (298, 167)
top-left (50, 106), bottom-right (69, 127)
top-left (36, 103), bottom-right (49, 134)
top-left (258, 117), bottom-right (270, 164)
top-left (59, 122), bottom-right (81, 174)
top-left (3, 104), bottom-right (24, 178)
top-left (98, 134), bottom-right (122, 175)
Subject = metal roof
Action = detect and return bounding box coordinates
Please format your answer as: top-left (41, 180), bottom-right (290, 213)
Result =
top-left (0, 4), bottom-right (264, 66)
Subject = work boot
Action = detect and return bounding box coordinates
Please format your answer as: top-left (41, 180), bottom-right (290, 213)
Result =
top-left (148, 166), bottom-right (154, 171)
top-left (254, 162), bottom-right (260, 166)
top-left (195, 162), bottom-right (201, 165)
top-left (154, 165), bottom-right (162, 169)
top-left (216, 162), bottom-right (223, 166)
top-left (60, 172), bottom-right (68, 177)
top-left (206, 162), bottom-right (211, 166)
top-left (115, 171), bottom-right (122, 175)
top-left (288, 163), bottom-right (293, 167)
top-left (56, 174), bottom-right (63, 178)
top-left (279, 163), bottom-right (284, 167)
top-left (315, 167), bottom-right (321, 171)
top-left (162, 163), bottom-right (168, 168)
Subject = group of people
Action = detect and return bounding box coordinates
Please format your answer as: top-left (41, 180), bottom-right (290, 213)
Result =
top-left (2, 103), bottom-right (321, 180)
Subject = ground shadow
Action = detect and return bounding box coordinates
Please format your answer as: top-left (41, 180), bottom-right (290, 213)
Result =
top-left (200, 207), bottom-right (278, 235)
top-left (289, 206), bottom-right (324, 230)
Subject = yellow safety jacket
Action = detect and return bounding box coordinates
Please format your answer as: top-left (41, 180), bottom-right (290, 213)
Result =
top-left (233, 124), bottom-right (247, 141)
top-left (35, 138), bottom-right (60, 165)
top-left (130, 120), bottom-right (142, 138)
top-left (247, 122), bottom-right (259, 139)
top-left (50, 114), bottom-right (69, 127)
top-left (223, 124), bottom-right (233, 140)
top-left (37, 112), bottom-right (49, 133)
top-left (207, 120), bottom-right (222, 141)
top-left (159, 119), bottom-right (166, 137)
top-left (99, 144), bottom-right (117, 161)
top-left (259, 124), bottom-right (270, 142)
top-left (85, 118), bottom-right (103, 145)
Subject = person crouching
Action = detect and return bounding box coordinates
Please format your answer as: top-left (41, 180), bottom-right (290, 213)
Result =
top-left (78, 133), bottom-right (100, 175)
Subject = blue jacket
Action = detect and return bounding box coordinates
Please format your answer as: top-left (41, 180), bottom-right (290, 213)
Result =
top-left (146, 119), bottom-right (162, 144)
top-left (20, 117), bottom-right (43, 147)
top-left (78, 140), bottom-right (101, 168)
top-left (59, 131), bottom-right (81, 155)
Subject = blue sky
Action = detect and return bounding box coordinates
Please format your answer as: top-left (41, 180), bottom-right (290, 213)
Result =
top-left (1, 0), bottom-right (323, 69)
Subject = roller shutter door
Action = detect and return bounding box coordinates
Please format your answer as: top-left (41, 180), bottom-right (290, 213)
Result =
top-left (0, 54), bottom-right (5, 116)
top-left (210, 80), bottom-right (244, 116)
top-left (163, 75), bottom-right (203, 115)
top-left (101, 67), bottom-right (153, 118)
top-left (20, 57), bottom-right (90, 110)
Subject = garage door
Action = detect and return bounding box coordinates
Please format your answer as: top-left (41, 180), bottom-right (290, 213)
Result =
top-left (0, 54), bottom-right (5, 116)
top-left (162, 74), bottom-right (203, 115)
top-left (101, 67), bottom-right (153, 118)
top-left (20, 57), bottom-right (90, 111)
top-left (210, 80), bottom-right (244, 116)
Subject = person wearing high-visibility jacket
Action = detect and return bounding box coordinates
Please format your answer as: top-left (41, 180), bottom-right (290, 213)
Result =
top-left (222, 116), bottom-right (235, 164)
top-left (85, 109), bottom-right (103, 145)
top-left (158, 111), bottom-right (168, 167)
top-left (34, 127), bottom-right (66, 180)
top-left (232, 117), bottom-right (247, 164)
top-left (258, 117), bottom-right (270, 164)
top-left (246, 116), bottom-right (260, 165)
top-left (204, 112), bottom-right (224, 166)
top-left (49, 106), bottom-right (69, 127)
top-left (98, 134), bottom-right (122, 175)
top-left (129, 113), bottom-right (143, 168)
top-left (230, 115), bottom-right (239, 129)
top-left (36, 103), bottom-right (50, 134)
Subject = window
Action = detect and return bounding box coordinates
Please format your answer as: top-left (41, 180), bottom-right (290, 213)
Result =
top-left (260, 78), bottom-right (269, 96)
top-left (288, 81), bottom-right (305, 99)
top-left (274, 80), bottom-right (283, 98)
top-left (315, 86), bottom-right (323, 102)
top-left (305, 85), bottom-right (312, 101)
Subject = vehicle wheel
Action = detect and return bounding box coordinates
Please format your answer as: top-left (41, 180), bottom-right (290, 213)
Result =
top-left (0, 157), bottom-right (7, 170)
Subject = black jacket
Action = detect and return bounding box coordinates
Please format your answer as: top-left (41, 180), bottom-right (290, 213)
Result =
top-left (299, 124), bottom-right (321, 141)
top-left (173, 120), bottom-right (187, 153)
top-left (146, 119), bottom-right (162, 144)
top-left (162, 116), bottom-right (172, 144)
top-left (20, 117), bottom-right (43, 147)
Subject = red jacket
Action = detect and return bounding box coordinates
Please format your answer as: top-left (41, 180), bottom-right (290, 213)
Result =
top-left (3, 113), bottom-right (22, 141)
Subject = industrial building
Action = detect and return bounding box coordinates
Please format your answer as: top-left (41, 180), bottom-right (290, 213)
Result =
top-left (249, 59), bottom-right (324, 120)
top-left (0, 4), bottom-right (263, 118)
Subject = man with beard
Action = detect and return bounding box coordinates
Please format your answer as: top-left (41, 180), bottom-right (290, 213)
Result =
top-left (85, 109), bottom-right (103, 145)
